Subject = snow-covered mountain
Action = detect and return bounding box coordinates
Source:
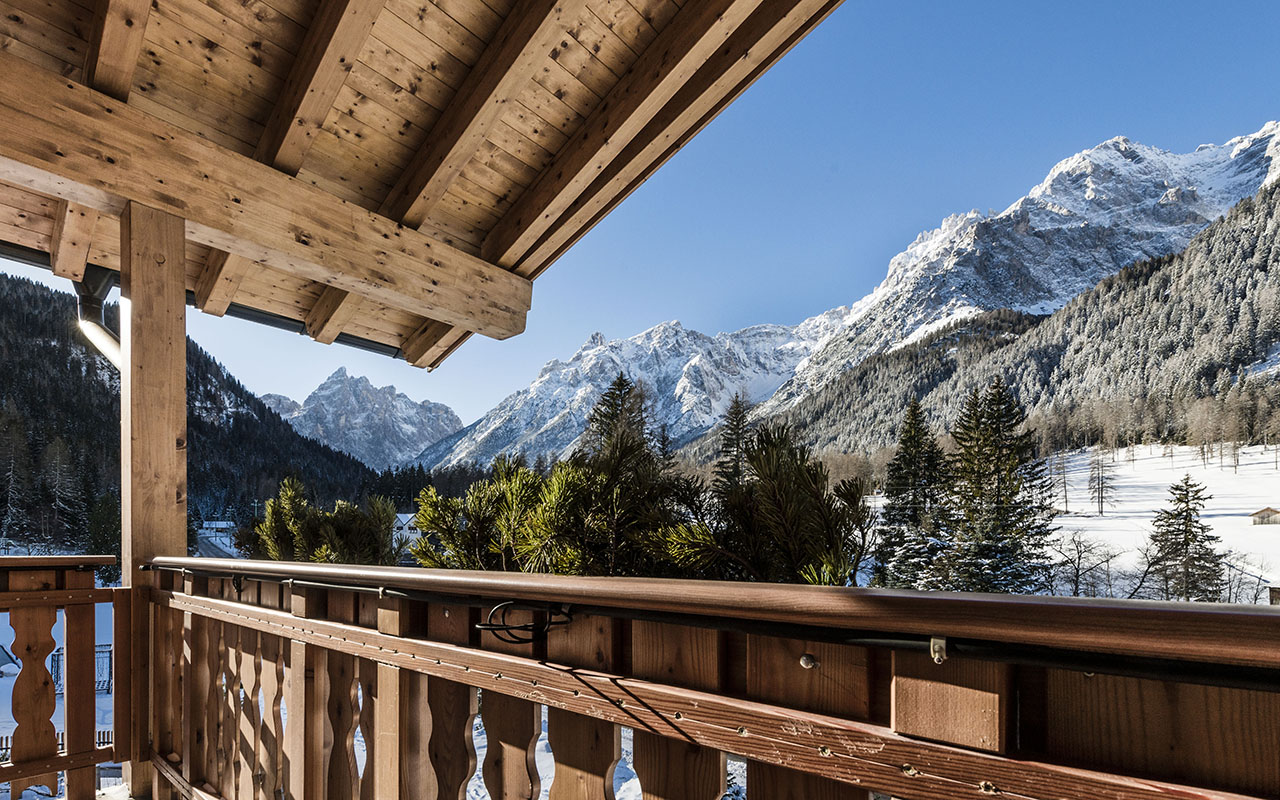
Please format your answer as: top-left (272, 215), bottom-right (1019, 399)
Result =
top-left (265, 368), bottom-right (461, 470)
top-left (420, 122), bottom-right (1280, 468)
top-left (758, 121), bottom-right (1280, 415)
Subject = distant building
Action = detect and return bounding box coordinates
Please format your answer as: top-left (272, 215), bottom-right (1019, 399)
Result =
top-left (394, 513), bottom-right (421, 538)
top-left (199, 520), bottom-right (235, 533)
top-left (1250, 507), bottom-right (1280, 525)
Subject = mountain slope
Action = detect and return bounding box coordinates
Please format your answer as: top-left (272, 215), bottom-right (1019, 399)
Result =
top-left (757, 120), bottom-right (1280, 416)
top-left (0, 274), bottom-right (373, 530)
top-left (770, 180), bottom-right (1280, 453)
top-left (421, 122), bottom-right (1280, 468)
top-left (266, 368), bottom-right (461, 470)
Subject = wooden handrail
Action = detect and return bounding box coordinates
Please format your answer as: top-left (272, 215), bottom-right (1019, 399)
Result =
top-left (148, 556), bottom-right (1280, 670)
top-left (0, 555), bottom-right (116, 569)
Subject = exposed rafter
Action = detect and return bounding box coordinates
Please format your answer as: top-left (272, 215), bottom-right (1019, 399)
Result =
top-left (256, 0), bottom-right (387, 174)
top-left (0, 51), bottom-right (530, 338)
top-left (401, 319), bottom-right (455, 367)
top-left (305, 285), bottom-right (362, 344)
top-left (83, 0), bottom-right (152, 102)
top-left (49, 200), bottom-right (99, 281)
top-left (480, 0), bottom-right (766, 269)
top-left (194, 250), bottom-right (252, 317)
top-left (380, 0), bottom-right (586, 228)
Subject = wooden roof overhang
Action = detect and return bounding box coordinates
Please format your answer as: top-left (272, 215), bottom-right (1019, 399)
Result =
top-left (0, 0), bottom-right (842, 367)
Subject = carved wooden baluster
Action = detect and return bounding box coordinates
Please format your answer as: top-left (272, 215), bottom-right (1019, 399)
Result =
top-left (481, 605), bottom-right (542, 799)
top-left (64, 568), bottom-right (98, 800)
top-left (182, 574), bottom-right (212, 794)
top-left (746, 637), bottom-right (871, 799)
top-left (9, 568), bottom-right (59, 797)
top-left (427, 603), bottom-right (478, 800)
top-left (257, 582), bottom-right (286, 800)
top-left (373, 597), bottom-right (432, 800)
top-left (327, 590), bottom-right (360, 799)
top-left (357, 594), bottom-right (378, 800)
top-left (630, 621), bottom-right (726, 800)
top-left (207, 578), bottom-right (228, 790)
top-left (221, 578), bottom-right (242, 799)
top-left (239, 582), bottom-right (263, 799)
top-left (152, 569), bottom-right (184, 796)
top-left (546, 613), bottom-right (623, 800)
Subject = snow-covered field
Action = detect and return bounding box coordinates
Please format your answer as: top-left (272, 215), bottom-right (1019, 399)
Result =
top-left (1055, 444), bottom-right (1280, 587)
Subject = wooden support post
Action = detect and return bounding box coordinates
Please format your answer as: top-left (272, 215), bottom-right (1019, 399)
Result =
top-left (119, 200), bottom-right (188, 798)
top-left (480, 606), bottom-right (542, 799)
top-left (546, 614), bottom-right (622, 800)
top-left (427, 604), bottom-right (477, 800)
top-left (285, 587), bottom-right (327, 800)
top-left (891, 651), bottom-right (1013, 754)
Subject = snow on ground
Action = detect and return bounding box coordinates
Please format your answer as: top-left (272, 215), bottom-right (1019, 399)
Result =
top-left (1056, 444), bottom-right (1280, 586)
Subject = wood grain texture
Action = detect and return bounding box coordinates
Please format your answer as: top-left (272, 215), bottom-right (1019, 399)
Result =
top-left (747, 636), bottom-right (870, 799)
top-left (49, 199), bottom-right (98, 280)
top-left (546, 614), bottom-right (622, 800)
top-left (8, 569), bottom-right (59, 797)
top-left (83, 0), bottom-right (152, 100)
top-left (630, 621), bottom-right (725, 800)
top-left (428, 603), bottom-right (479, 800)
top-left (194, 250), bottom-right (252, 317)
top-left (0, 51), bottom-right (532, 338)
top-left (305, 285), bottom-right (362, 343)
top-left (380, 0), bottom-right (587, 227)
top-left (1045, 669), bottom-right (1280, 797)
top-left (257, 0), bottom-right (387, 173)
top-left (481, 606), bottom-right (542, 799)
top-left (63, 568), bottom-right (97, 800)
top-left (892, 651), bottom-right (1012, 753)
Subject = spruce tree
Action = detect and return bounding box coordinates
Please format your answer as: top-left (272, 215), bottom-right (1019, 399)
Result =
top-left (713, 394), bottom-right (752, 494)
top-left (937, 379), bottom-right (1055, 594)
top-left (1147, 475), bottom-right (1224, 602)
top-left (876, 398), bottom-right (949, 588)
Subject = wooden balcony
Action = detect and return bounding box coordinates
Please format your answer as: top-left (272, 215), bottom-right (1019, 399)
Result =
top-left (2, 555), bottom-right (1278, 799)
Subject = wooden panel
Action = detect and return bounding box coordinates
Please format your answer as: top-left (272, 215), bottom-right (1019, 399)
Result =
top-left (891, 651), bottom-right (1012, 754)
top-left (152, 571), bottom-right (182, 800)
top-left (481, 0), bottom-right (765, 267)
top-left (285, 587), bottom-right (328, 800)
top-left (258, 582), bottom-right (288, 800)
top-left (9, 569), bottom-right (59, 797)
top-left (427, 603), bottom-right (478, 800)
top-left (373, 598), bottom-right (405, 799)
top-left (257, 0), bottom-right (387, 173)
top-left (380, 0), bottom-right (587, 228)
top-left (546, 613), bottom-right (622, 800)
top-left (0, 51), bottom-right (532, 338)
top-left (182, 575), bottom-right (212, 792)
top-left (747, 637), bottom-right (870, 799)
top-left (63, 569), bottom-right (97, 800)
top-left (630, 621), bottom-right (725, 800)
top-left (480, 606), bottom-right (542, 799)
top-left (326, 591), bottom-right (361, 798)
top-left (49, 200), bottom-right (99, 280)
top-left (84, 0), bottom-right (151, 100)
top-left (1046, 670), bottom-right (1280, 797)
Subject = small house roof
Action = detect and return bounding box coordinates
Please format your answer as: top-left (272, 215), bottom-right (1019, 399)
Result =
top-left (1250, 508), bottom-right (1280, 517)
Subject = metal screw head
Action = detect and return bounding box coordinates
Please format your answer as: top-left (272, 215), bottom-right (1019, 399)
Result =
top-left (799, 653), bottom-right (818, 669)
top-left (901, 764), bottom-right (920, 777)
top-left (818, 745), bottom-right (832, 757)
top-left (736, 726), bottom-right (748, 737)
top-left (979, 781), bottom-right (1000, 795)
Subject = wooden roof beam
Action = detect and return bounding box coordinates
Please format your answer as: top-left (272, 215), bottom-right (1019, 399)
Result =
top-left (424, 0), bottom-right (842, 368)
top-left (256, 0), bottom-right (387, 174)
top-left (306, 285), bottom-right (362, 344)
top-left (194, 250), bottom-right (252, 317)
top-left (50, 200), bottom-right (99, 281)
top-left (0, 51), bottom-right (530, 339)
top-left (380, 0), bottom-right (587, 228)
top-left (480, 0), bottom-right (767, 268)
top-left (401, 319), bottom-right (454, 367)
top-left (83, 0), bottom-right (152, 102)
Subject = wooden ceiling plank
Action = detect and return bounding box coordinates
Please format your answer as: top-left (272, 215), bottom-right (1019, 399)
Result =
top-left (516, 0), bottom-right (842, 280)
top-left (195, 249), bottom-right (252, 317)
top-left (480, 0), bottom-right (766, 268)
top-left (305, 284), bottom-right (362, 343)
top-left (379, 0), bottom-right (588, 228)
top-left (0, 51), bottom-right (530, 338)
top-left (83, 0), bottom-right (152, 101)
top-left (49, 200), bottom-right (99, 281)
top-left (255, 0), bottom-right (388, 174)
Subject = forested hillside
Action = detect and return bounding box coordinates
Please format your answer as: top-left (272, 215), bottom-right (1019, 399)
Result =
top-left (764, 182), bottom-right (1280, 455)
top-left (0, 274), bottom-right (372, 552)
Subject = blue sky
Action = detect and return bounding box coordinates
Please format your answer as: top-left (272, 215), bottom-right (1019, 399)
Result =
top-left (4, 0), bottom-right (1279, 422)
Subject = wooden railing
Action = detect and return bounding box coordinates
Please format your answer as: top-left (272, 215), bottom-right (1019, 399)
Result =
top-left (0, 556), bottom-right (118, 799)
top-left (144, 557), bottom-right (1280, 800)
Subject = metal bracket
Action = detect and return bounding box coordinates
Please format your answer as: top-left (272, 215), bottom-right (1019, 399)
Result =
top-left (930, 636), bottom-right (947, 665)
top-left (476, 600), bottom-right (573, 644)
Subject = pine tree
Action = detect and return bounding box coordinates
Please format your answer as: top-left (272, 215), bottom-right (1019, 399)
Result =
top-left (713, 394), bottom-right (752, 494)
top-left (936, 379), bottom-right (1055, 594)
top-left (1147, 475), bottom-right (1225, 602)
top-left (876, 398), bottom-right (949, 588)
top-left (1088, 450), bottom-right (1114, 515)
